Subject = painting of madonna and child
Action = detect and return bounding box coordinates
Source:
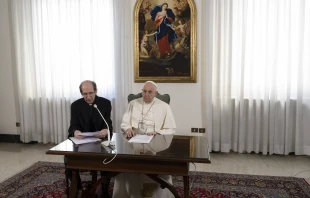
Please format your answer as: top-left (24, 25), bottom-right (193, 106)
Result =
top-left (134, 0), bottom-right (196, 82)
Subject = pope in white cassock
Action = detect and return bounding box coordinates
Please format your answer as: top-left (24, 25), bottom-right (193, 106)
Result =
top-left (112, 81), bottom-right (177, 198)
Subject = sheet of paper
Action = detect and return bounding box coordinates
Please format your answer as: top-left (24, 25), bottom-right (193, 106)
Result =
top-left (78, 131), bottom-right (100, 137)
top-left (69, 137), bottom-right (101, 145)
top-left (128, 134), bottom-right (154, 144)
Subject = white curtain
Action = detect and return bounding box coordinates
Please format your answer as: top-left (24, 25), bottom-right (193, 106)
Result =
top-left (112, 0), bottom-right (134, 136)
top-left (203, 0), bottom-right (310, 155)
top-left (10, 0), bottom-right (132, 144)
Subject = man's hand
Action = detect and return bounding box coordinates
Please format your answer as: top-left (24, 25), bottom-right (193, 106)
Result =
top-left (125, 128), bottom-right (135, 138)
top-left (94, 129), bottom-right (108, 139)
top-left (146, 132), bottom-right (156, 136)
top-left (74, 130), bottom-right (84, 139)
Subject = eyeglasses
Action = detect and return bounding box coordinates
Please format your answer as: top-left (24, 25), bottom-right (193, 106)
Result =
top-left (82, 92), bottom-right (95, 97)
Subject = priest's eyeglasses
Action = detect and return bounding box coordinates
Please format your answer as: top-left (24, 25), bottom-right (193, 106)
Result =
top-left (82, 92), bottom-right (95, 97)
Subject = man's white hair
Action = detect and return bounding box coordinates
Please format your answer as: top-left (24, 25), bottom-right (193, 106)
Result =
top-left (144, 81), bottom-right (158, 91)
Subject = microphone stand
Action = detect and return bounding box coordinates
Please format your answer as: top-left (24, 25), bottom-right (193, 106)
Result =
top-left (93, 104), bottom-right (113, 147)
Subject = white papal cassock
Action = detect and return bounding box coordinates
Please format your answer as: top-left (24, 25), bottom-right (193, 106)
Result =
top-left (113, 97), bottom-right (176, 198)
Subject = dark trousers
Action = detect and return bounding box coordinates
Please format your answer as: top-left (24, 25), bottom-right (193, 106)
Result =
top-left (64, 158), bottom-right (110, 196)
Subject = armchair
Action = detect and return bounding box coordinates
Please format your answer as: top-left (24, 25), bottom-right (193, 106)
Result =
top-left (127, 92), bottom-right (170, 104)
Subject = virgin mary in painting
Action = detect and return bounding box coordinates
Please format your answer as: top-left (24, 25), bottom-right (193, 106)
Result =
top-left (134, 0), bottom-right (196, 82)
top-left (150, 3), bottom-right (178, 59)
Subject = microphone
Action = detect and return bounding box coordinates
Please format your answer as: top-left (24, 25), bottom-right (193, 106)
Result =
top-left (93, 104), bottom-right (113, 147)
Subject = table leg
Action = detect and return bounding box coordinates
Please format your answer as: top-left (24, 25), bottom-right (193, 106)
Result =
top-left (183, 176), bottom-right (189, 198)
top-left (91, 171), bottom-right (97, 184)
top-left (69, 169), bottom-right (78, 198)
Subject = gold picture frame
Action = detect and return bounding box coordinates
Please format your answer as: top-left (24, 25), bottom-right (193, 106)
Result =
top-left (134, 0), bottom-right (197, 83)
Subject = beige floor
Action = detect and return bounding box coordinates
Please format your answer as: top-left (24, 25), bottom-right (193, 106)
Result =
top-left (0, 142), bottom-right (310, 183)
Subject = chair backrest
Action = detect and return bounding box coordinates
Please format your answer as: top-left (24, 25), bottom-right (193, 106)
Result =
top-left (127, 93), bottom-right (170, 104)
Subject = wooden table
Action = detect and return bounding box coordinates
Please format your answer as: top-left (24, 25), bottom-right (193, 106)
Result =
top-left (46, 133), bottom-right (210, 198)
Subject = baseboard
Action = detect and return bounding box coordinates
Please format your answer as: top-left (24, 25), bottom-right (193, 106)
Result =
top-left (0, 134), bottom-right (22, 143)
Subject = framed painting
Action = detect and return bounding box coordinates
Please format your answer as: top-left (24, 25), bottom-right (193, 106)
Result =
top-left (134, 0), bottom-right (197, 83)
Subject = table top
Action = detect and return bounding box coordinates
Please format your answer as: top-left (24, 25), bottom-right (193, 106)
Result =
top-left (47, 133), bottom-right (210, 163)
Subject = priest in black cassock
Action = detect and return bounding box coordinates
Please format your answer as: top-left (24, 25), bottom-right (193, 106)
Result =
top-left (66, 80), bottom-right (113, 197)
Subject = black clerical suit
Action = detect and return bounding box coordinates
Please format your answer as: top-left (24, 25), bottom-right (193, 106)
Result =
top-left (66, 95), bottom-right (113, 197)
top-left (68, 95), bottom-right (113, 137)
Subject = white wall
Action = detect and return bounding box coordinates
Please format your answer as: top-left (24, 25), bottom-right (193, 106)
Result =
top-left (0, 0), bottom-right (18, 135)
top-left (0, 0), bottom-right (205, 136)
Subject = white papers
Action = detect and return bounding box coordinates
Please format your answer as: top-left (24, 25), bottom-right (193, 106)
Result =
top-left (69, 137), bottom-right (101, 145)
top-left (78, 131), bottom-right (100, 137)
top-left (128, 134), bottom-right (154, 144)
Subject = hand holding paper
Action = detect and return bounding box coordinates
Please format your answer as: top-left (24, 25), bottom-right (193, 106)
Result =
top-left (94, 129), bottom-right (108, 139)
top-left (78, 131), bottom-right (101, 137)
top-left (74, 130), bottom-right (85, 139)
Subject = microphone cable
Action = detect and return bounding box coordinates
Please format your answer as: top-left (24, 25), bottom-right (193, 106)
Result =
top-left (102, 146), bottom-right (117, 164)
top-left (93, 104), bottom-right (117, 164)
